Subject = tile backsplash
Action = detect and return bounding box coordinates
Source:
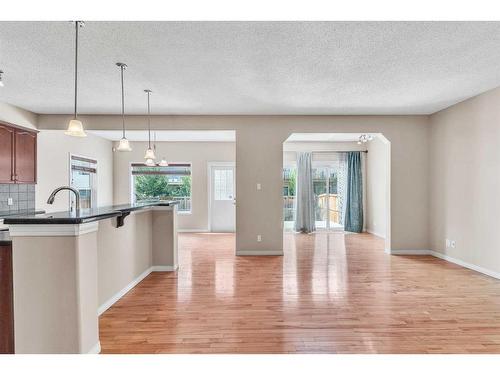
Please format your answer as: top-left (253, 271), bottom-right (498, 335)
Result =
top-left (0, 184), bottom-right (36, 213)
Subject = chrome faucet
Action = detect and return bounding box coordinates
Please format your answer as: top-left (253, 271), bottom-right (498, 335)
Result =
top-left (47, 186), bottom-right (81, 212)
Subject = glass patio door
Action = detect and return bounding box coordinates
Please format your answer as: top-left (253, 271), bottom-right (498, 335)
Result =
top-left (313, 162), bottom-right (342, 231)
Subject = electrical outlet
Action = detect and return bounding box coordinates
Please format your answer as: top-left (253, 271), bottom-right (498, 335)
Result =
top-left (257, 234), bottom-right (262, 242)
top-left (257, 183), bottom-right (261, 190)
top-left (445, 239), bottom-right (450, 248)
top-left (7, 197), bottom-right (13, 206)
top-left (450, 240), bottom-right (456, 248)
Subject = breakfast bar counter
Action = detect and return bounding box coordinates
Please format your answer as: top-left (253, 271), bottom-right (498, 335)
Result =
top-left (4, 201), bottom-right (179, 354)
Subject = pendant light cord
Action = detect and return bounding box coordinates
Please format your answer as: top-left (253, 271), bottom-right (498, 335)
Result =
top-left (74, 21), bottom-right (79, 120)
top-left (147, 91), bottom-right (151, 149)
top-left (120, 65), bottom-right (125, 138)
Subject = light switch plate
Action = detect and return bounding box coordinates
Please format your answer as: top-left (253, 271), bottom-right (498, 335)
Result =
top-left (7, 197), bottom-right (13, 206)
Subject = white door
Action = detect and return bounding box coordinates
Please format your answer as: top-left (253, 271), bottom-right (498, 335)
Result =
top-left (209, 164), bottom-right (236, 232)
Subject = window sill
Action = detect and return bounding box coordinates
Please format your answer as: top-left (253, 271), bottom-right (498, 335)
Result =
top-left (177, 211), bottom-right (192, 215)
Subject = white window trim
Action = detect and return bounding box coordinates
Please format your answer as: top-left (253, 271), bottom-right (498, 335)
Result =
top-left (69, 153), bottom-right (98, 209)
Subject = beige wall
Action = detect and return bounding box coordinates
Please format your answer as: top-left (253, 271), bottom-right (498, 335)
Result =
top-left (366, 135), bottom-right (390, 240)
top-left (97, 212), bottom-right (152, 306)
top-left (97, 208), bottom-right (178, 307)
top-left (113, 141), bottom-right (235, 231)
top-left (0, 101), bottom-right (38, 130)
top-left (283, 141), bottom-right (367, 163)
top-left (38, 114), bottom-right (430, 253)
top-left (429, 86), bottom-right (500, 274)
top-left (36, 130), bottom-right (114, 212)
top-left (12, 231), bottom-right (99, 354)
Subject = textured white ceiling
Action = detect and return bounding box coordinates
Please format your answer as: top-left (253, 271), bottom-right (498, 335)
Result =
top-left (88, 130), bottom-right (235, 142)
top-left (1, 21), bottom-right (500, 115)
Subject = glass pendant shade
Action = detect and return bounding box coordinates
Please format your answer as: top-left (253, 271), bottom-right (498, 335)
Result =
top-left (145, 158), bottom-right (156, 166)
top-left (65, 119), bottom-right (87, 137)
top-left (66, 22), bottom-right (87, 137)
top-left (117, 137), bottom-right (132, 152)
top-left (158, 158), bottom-right (168, 167)
top-left (144, 147), bottom-right (156, 160)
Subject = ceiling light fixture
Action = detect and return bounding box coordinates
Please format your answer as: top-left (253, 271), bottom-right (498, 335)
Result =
top-left (65, 21), bottom-right (87, 137)
top-left (158, 157), bottom-right (168, 167)
top-left (357, 134), bottom-right (373, 145)
top-left (143, 89), bottom-right (156, 160)
top-left (116, 62), bottom-right (132, 151)
top-left (0, 70), bottom-right (5, 87)
top-left (155, 131), bottom-right (168, 166)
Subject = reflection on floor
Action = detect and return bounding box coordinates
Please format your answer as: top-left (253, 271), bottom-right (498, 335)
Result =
top-left (99, 232), bottom-right (500, 353)
top-left (283, 220), bottom-right (343, 231)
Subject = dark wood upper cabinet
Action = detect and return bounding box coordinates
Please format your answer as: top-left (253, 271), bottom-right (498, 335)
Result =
top-left (14, 130), bottom-right (37, 183)
top-left (0, 124), bottom-right (15, 183)
top-left (0, 122), bottom-right (37, 184)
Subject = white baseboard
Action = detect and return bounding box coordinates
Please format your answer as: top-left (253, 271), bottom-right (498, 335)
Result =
top-left (236, 250), bottom-right (284, 256)
top-left (151, 265), bottom-right (179, 272)
top-left (387, 249), bottom-right (500, 280)
top-left (366, 229), bottom-right (386, 239)
top-left (87, 341), bottom-right (101, 354)
top-left (177, 229), bottom-right (209, 233)
top-left (98, 265), bottom-right (177, 315)
top-left (429, 250), bottom-right (500, 280)
top-left (389, 249), bottom-right (431, 255)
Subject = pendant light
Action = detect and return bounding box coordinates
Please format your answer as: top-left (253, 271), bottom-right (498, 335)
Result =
top-left (155, 131), bottom-right (169, 166)
top-left (143, 89), bottom-right (156, 160)
top-left (65, 21), bottom-right (87, 137)
top-left (116, 62), bottom-right (132, 151)
top-left (158, 157), bottom-right (168, 167)
top-left (158, 131), bottom-right (168, 166)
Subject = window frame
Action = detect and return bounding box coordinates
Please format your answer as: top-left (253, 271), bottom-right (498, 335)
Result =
top-left (69, 153), bottom-right (98, 210)
top-left (129, 161), bottom-right (193, 214)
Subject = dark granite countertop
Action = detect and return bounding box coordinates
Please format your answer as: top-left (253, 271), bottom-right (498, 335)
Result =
top-left (3, 201), bottom-right (178, 225)
top-left (0, 209), bottom-right (46, 219)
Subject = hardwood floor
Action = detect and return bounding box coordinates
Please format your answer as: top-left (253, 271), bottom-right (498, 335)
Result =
top-left (99, 232), bottom-right (500, 353)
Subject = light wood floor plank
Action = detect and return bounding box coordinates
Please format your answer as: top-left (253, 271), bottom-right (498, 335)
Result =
top-left (99, 232), bottom-right (500, 353)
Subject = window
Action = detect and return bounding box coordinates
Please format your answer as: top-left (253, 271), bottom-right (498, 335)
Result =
top-left (70, 155), bottom-right (97, 209)
top-left (283, 166), bottom-right (296, 224)
top-left (131, 163), bottom-right (192, 212)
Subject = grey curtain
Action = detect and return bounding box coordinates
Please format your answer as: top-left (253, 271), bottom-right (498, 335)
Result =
top-left (344, 151), bottom-right (363, 233)
top-left (294, 152), bottom-right (316, 233)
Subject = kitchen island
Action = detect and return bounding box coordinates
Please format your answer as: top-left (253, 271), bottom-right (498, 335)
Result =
top-left (3, 201), bottom-right (178, 354)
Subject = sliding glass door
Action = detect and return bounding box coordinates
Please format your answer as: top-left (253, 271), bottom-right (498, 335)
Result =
top-left (283, 166), bottom-right (296, 232)
top-left (313, 163), bottom-right (342, 230)
top-left (283, 158), bottom-right (345, 232)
